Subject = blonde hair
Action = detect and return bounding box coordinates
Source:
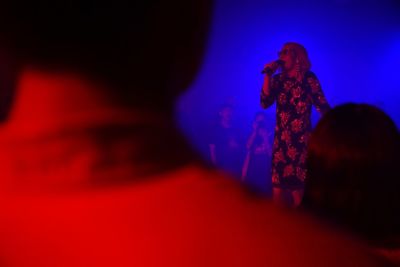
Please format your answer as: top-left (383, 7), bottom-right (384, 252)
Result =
top-left (283, 42), bottom-right (311, 75)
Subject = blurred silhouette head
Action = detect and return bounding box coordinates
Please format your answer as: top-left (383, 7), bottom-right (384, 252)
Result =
top-left (218, 104), bottom-right (234, 124)
top-left (303, 103), bottom-right (400, 247)
top-left (254, 112), bottom-right (267, 123)
top-left (0, 1), bottom-right (212, 113)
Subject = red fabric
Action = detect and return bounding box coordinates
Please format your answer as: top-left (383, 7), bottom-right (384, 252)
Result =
top-left (0, 167), bottom-right (381, 267)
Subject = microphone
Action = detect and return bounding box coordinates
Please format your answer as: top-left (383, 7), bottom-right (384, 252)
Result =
top-left (261, 60), bottom-right (284, 75)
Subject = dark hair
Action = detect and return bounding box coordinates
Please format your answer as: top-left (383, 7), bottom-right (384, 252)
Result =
top-left (254, 111), bottom-right (266, 119)
top-left (256, 121), bottom-right (267, 130)
top-left (219, 104), bottom-right (234, 112)
top-left (302, 103), bottom-right (400, 247)
top-left (0, 1), bottom-right (212, 112)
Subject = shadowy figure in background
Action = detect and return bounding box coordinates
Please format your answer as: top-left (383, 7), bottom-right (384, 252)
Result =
top-left (242, 112), bottom-right (272, 195)
top-left (261, 42), bottom-right (331, 207)
top-left (302, 103), bottom-right (400, 265)
top-left (208, 104), bottom-right (244, 178)
top-left (0, 1), bottom-right (391, 266)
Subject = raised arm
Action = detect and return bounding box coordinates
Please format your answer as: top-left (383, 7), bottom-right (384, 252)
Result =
top-left (260, 74), bottom-right (278, 109)
top-left (260, 60), bottom-right (281, 108)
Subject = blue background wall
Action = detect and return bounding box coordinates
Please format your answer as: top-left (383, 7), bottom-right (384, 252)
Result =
top-left (176, 0), bottom-right (400, 161)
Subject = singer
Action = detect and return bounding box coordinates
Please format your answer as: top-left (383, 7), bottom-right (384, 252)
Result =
top-left (260, 42), bottom-right (330, 207)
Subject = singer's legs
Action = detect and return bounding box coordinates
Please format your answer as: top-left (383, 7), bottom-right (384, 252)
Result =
top-left (273, 187), bottom-right (303, 208)
top-left (273, 187), bottom-right (287, 206)
top-left (272, 187), bottom-right (281, 203)
top-left (291, 189), bottom-right (304, 208)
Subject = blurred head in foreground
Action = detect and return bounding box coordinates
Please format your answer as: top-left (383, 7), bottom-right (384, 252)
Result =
top-left (0, 1), bottom-right (211, 114)
top-left (303, 103), bottom-right (400, 248)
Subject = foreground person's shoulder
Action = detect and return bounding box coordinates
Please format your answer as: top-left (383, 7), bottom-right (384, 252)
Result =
top-left (177, 166), bottom-right (391, 266)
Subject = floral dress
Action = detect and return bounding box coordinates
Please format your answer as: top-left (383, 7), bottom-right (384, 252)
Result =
top-left (260, 71), bottom-right (330, 190)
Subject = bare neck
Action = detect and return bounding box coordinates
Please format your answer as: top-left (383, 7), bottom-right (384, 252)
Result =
top-left (5, 68), bottom-right (168, 137)
top-left (285, 68), bottom-right (304, 80)
top-left (12, 68), bottom-right (113, 120)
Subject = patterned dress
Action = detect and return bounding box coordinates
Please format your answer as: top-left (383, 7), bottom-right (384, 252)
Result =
top-left (260, 71), bottom-right (330, 190)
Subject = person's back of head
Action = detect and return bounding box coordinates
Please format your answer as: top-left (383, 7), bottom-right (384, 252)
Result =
top-left (0, 0), bottom-right (211, 113)
top-left (303, 103), bottom-right (400, 247)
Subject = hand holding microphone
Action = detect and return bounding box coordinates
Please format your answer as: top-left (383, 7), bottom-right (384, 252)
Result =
top-left (261, 60), bottom-right (283, 75)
